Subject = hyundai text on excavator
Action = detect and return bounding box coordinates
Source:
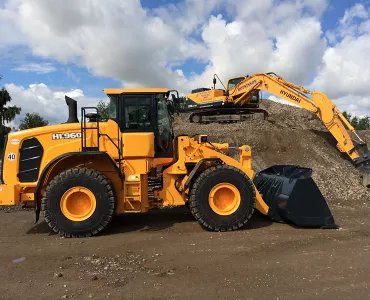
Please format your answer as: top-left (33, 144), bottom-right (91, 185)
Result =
top-left (182, 72), bottom-right (370, 188)
top-left (0, 88), bottom-right (337, 237)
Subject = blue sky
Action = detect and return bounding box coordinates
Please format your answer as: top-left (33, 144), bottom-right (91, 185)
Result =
top-left (1, 0), bottom-right (370, 125)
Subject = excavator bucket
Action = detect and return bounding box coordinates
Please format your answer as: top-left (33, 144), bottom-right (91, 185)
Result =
top-left (359, 165), bottom-right (370, 188)
top-left (253, 165), bottom-right (338, 229)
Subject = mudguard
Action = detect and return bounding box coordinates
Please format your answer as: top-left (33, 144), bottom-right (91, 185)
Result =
top-left (253, 165), bottom-right (338, 229)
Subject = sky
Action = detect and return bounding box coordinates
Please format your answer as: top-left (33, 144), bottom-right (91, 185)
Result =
top-left (1, 0), bottom-right (370, 127)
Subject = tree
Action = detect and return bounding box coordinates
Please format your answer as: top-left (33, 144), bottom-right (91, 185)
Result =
top-left (342, 110), bottom-right (370, 130)
top-left (351, 116), bottom-right (359, 129)
top-left (0, 75), bottom-right (21, 149)
top-left (97, 100), bottom-right (110, 118)
top-left (357, 116), bottom-right (370, 130)
top-left (342, 111), bottom-right (352, 121)
top-left (19, 112), bottom-right (49, 130)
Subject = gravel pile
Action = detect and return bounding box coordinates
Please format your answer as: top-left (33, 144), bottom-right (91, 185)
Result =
top-left (173, 99), bottom-right (370, 208)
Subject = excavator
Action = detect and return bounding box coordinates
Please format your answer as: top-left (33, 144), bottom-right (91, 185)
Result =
top-left (179, 74), bottom-right (266, 123)
top-left (175, 72), bottom-right (370, 188)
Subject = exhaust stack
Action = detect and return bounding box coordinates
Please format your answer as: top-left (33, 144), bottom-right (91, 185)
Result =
top-left (65, 96), bottom-right (79, 123)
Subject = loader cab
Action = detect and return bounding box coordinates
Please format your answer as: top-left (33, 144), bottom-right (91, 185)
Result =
top-left (105, 88), bottom-right (175, 158)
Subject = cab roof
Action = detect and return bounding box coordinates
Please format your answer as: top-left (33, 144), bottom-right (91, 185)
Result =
top-left (104, 88), bottom-right (169, 94)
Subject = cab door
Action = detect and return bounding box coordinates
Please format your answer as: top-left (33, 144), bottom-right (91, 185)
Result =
top-left (118, 93), bottom-right (173, 158)
top-left (154, 93), bottom-right (173, 158)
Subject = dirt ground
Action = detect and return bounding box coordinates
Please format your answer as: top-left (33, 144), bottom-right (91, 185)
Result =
top-left (1, 100), bottom-right (370, 299)
top-left (1, 206), bottom-right (370, 300)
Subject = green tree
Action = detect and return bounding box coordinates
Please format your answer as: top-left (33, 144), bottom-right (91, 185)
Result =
top-left (342, 111), bottom-right (352, 121)
top-left (357, 116), bottom-right (370, 130)
top-left (351, 116), bottom-right (359, 129)
top-left (0, 75), bottom-right (21, 149)
top-left (19, 112), bottom-right (49, 130)
top-left (97, 100), bottom-right (110, 118)
top-left (342, 110), bottom-right (370, 130)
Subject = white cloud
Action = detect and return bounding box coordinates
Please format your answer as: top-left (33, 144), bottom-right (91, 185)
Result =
top-left (0, 0), bottom-right (26, 46)
top-left (4, 83), bottom-right (101, 129)
top-left (1, 0), bottom-right (328, 93)
top-left (185, 1), bottom-right (327, 91)
top-left (154, 0), bottom-right (222, 35)
top-left (340, 3), bottom-right (368, 26)
top-left (311, 3), bottom-right (370, 115)
top-left (332, 94), bottom-right (370, 118)
top-left (4, 0), bottom-right (208, 90)
top-left (326, 3), bottom-right (369, 42)
top-left (12, 62), bottom-right (56, 74)
top-left (63, 67), bottom-right (80, 83)
top-left (3, 0), bottom-right (370, 117)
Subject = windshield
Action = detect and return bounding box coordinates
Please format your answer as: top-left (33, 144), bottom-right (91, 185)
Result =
top-left (156, 93), bottom-right (172, 140)
top-left (228, 77), bottom-right (245, 89)
top-left (108, 95), bottom-right (118, 119)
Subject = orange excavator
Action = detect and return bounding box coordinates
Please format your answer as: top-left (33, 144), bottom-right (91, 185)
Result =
top-left (173, 72), bottom-right (370, 187)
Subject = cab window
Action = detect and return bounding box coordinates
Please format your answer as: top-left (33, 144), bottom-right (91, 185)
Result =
top-left (155, 93), bottom-right (172, 139)
top-left (123, 97), bottom-right (152, 129)
top-left (108, 95), bottom-right (118, 120)
top-left (228, 77), bottom-right (245, 89)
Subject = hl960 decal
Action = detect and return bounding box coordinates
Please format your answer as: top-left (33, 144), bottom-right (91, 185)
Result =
top-left (52, 132), bottom-right (82, 140)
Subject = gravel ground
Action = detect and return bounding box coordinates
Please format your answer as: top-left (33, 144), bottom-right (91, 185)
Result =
top-left (0, 207), bottom-right (369, 300)
top-left (1, 100), bottom-right (370, 299)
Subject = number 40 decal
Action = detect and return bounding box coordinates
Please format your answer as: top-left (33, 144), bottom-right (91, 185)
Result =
top-left (7, 153), bottom-right (16, 161)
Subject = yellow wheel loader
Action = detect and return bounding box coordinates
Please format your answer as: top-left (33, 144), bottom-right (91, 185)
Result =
top-left (0, 88), bottom-right (336, 237)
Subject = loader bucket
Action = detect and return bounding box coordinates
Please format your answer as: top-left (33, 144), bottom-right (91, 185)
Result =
top-left (253, 165), bottom-right (338, 229)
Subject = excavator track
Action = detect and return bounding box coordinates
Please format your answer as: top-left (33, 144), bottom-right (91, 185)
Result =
top-left (189, 107), bottom-right (269, 124)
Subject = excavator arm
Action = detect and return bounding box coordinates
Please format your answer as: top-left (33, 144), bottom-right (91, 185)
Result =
top-left (226, 72), bottom-right (370, 186)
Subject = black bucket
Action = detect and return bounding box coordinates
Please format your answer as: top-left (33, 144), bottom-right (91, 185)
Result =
top-left (253, 165), bottom-right (338, 229)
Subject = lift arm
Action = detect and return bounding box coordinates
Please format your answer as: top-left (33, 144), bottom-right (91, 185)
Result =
top-left (226, 72), bottom-right (370, 168)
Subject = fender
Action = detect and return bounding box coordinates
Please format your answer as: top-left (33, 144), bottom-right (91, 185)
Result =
top-left (183, 158), bottom-right (222, 191)
top-left (34, 151), bottom-right (122, 222)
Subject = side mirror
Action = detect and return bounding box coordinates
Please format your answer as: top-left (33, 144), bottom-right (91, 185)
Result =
top-left (85, 112), bottom-right (100, 122)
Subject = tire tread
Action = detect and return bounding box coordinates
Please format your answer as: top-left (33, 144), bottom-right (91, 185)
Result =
top-left (189, 164), bottom-right (256, 232)
top-left (41, 167), bottom-right (116, 238)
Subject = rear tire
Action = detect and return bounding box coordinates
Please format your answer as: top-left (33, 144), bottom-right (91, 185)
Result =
top-left (189, 165), bottom-right (256, 232)
top-left (42, 167), bottom-right (116, 237)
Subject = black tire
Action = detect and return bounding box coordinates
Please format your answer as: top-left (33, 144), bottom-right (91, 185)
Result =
top-left (189, 165), bottom-right (256, 232)
top-left (41, 167), bottom-right (116, 238)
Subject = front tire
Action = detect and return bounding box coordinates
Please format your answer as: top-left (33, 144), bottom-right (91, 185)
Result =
top-left (189, 165), bottom-right (256, 232)
top-left (42, 167), bottom-right (116, 237)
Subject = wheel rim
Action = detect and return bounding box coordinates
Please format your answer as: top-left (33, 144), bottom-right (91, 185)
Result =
top-left (208, 183), bottom-right (241, 216)
top-left (60, 186), bottom-right (96, 222)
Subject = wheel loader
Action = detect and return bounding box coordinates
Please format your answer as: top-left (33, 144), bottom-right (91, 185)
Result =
top-left (0, 88), bottom-right (336, 237)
